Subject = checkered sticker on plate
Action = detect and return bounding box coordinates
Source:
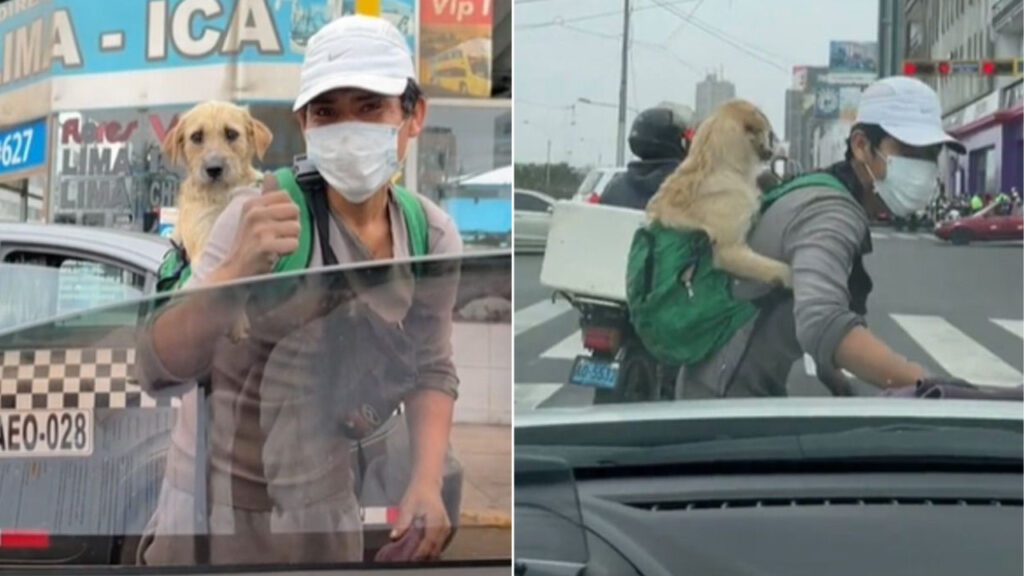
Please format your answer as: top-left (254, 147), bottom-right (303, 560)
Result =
top-left (0, 348), bottom-right (180, 411)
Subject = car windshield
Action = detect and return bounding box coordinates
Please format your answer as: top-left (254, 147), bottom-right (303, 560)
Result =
top-left (0, 253), bottom-right (511, 569)
top-left (514, 0), bottom-right (1023, 444)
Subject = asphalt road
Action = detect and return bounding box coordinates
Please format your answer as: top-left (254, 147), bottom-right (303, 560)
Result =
top-left (515, 229), bottom-right (1024, 410)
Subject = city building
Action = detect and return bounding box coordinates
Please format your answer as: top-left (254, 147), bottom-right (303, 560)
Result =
top-left (695, 72), bottom-right (737, 123)
top-left (898, 0), bottom-right (1022, 197)
top-left (0, 0), bottom-right (512, 248)
top-left (784, 65), bottom-right (838, 171)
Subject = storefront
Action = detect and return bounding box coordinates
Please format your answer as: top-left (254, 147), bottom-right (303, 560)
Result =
top-left (943, 80), bottom-right (1024, 198)
top-left (0, 117), bottom-right (47, 223)
top-left (0, 0), bottom-right (511, 244)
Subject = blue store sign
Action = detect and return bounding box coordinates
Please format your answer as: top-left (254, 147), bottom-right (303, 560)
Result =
top-left (0, 118), bottom-right (47, 177)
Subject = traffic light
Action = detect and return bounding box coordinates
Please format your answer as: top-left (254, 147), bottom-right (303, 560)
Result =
top-left (903, 59), bottom-right (1022, 76)
top-left (981, 59), bottom-right (1016, 75)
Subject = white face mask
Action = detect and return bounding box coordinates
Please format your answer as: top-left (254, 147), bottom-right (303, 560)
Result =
top-left (865, 152), bottom-right (938, 217)
top-left (305, 121), bottom-right (405, 204)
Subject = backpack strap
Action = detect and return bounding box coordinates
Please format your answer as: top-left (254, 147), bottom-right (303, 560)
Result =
top-left (761, 172), bottom-right (848, 213)
top-left (156, 240), bottom-right (192, 293)
top-left (270, 167), bottom-right (314, 273)
top-left (393, 184), bottom-right (430, 257)
top-left (257, 169), bottom-right (429, 269)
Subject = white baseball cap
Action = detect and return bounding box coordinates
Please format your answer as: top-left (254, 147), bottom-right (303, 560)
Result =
top-left (855, 76), bottom-right (964, 154)
top-left (293, 15), bottom-right (415, 112)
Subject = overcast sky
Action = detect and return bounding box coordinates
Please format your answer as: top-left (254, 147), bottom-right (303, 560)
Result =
top-left (514, 0), bottom-right (878, 167)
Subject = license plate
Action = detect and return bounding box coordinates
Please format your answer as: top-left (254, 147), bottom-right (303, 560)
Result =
top-left (0, 409), bottom-right (93, 458)
top-left (569, 356), bottom-right (620, 390)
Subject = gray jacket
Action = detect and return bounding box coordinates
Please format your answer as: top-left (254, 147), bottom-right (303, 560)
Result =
top-left (678, 167), bottom-right (873, 398)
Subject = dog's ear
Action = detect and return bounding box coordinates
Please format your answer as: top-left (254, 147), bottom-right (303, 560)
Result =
top-left (249, 117), bottom-right (273, 161)
top-left (162, 117), bottom-right (185, 167)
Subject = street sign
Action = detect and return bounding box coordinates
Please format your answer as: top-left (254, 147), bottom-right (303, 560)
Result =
top-left (0, 118), bottom-right (46, 177)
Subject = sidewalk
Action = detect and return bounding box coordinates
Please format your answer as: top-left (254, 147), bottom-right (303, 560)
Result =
top-left (445, 423), bottom-right (511, 560)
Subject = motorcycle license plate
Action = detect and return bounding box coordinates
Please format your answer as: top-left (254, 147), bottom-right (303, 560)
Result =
top-left (569, 356), bottom-right (619, 390)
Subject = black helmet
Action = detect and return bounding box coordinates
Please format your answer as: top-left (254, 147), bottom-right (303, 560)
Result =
top-left (628, 103), bottom-right (693, 161)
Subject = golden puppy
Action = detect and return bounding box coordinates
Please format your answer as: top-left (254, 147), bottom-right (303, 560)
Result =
top-left (163, 101), bottom-right (273, 264)
top-left (647, 99), bottom-right (790, 288)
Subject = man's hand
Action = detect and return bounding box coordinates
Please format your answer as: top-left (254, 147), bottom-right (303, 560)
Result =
top-left (390, 477), bottom-right (451, 561)
top-left (218, 189), bottom-right (301, 281)
top-left (816, 366), bottom-right (855, 397)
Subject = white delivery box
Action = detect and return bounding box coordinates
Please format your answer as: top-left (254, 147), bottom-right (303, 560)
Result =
top-left (540, 201), bottom-right (647, 302)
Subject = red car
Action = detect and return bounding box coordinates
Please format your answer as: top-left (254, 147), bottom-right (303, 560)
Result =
top-left (934, 203), bottom-right (1024, 245)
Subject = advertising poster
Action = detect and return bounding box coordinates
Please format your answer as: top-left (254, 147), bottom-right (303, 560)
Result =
top-left (419, 0), bottom-right (493, 98)
top-left (341, 0), bottom-right (417, 53)
top-left (52, 109), bottom-right (182, 231)
top-left (290, 0), bottom-right (344, 54)
top-left (838, 85), bottom-right (866, 123)
top-left (814, 84), bottom-right (840, 119)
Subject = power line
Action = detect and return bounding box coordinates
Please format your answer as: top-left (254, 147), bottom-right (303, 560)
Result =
top-left (561, 22), bottom-right (620, 40)
top-left (632, 39), bottom-right (703, 74)
top-left (666, 0), bottom-right (705, 43)
top-left (516, 0), bottom-right (698, 30)
top-left (650, 0), bottom-right (789, 72)
top-left (686, 13), bottom-right (802, 64)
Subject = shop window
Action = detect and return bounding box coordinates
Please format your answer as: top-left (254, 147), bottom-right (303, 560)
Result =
top-left (247, 105), bottom-right (306, 173)
top-left (419, 101), bottom-right (511, 248)
top-left (969, 146), bottom-right (997, 196)
top-left (51, 107), bottom-right (189, 232)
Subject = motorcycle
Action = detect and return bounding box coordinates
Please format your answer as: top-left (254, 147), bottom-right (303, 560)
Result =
top-left (554, 290), bottom-right (676, 404)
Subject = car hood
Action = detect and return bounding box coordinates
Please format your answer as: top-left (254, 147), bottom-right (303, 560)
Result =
top-left (515, 397), bottom-right (1024, 429)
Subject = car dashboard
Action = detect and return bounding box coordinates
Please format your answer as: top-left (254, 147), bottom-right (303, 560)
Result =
top-left (516, 466), bottom-right (1024, 576)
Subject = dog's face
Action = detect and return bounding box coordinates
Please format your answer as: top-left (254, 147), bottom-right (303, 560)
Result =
top-left (719, 100), bottom-right (776, 163)
top-left (163, 101), bottom-right (272, 187)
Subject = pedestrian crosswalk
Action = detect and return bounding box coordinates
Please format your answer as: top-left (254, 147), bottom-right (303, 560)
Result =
top-left (514, 299), bottom-right (571, 336)
top-left (515, 305), bottom-right (1024, 410)
top-left (870, 231), bottom-right (944, 242)
top-left (891, 314), bottom-right (1022, 388)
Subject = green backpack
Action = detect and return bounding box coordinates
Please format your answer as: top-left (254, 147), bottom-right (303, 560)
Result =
top-left (625, 172), bottom-right (848, 367)
top-left (156, 167), bottom-right (429, 293)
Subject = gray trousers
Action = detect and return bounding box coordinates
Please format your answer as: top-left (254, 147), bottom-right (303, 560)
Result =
top-left (138, 479), bottom-right (363, 566)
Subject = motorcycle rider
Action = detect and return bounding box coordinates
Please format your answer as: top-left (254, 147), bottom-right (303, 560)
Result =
top-left (676, 76), bottom-right (987, 399)
top-left (601, 103), bottom-right (693, 210)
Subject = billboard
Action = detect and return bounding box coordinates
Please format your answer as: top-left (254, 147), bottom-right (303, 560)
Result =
top-left (419, 0), bottom-right (493, 98)
top-left (0, 0), bottom-right (415, 98)
top-left (829, 41), bottom-right (878, 74)
top-left (792, 66), bottom-right (808, 91)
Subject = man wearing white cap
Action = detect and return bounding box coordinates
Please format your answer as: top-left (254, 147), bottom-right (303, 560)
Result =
top-left (137, 15), bottom-right (461, 565)
top-left (677, 76), bottom-right (970, 399)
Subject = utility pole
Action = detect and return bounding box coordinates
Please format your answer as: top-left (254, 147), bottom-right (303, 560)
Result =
top-left (616, 0), bottom-right (630, 167)
top-left (545, 139), bottom-right (552, 191)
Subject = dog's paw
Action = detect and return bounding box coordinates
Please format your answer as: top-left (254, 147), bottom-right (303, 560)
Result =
top-left (773, 267), bottom-right (793, 290)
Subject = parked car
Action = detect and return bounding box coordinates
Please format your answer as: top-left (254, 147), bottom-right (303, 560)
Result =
top-left (0, 223), bottom-right (470, 565)
top-left (572, 167), bottom-right (626, 204)
top-left (514, 189), bottom-right (555, 252)
top-left (933, 202), bottom-right (1024, 245)
top-left (0, 223), bottom-right (170, 333)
